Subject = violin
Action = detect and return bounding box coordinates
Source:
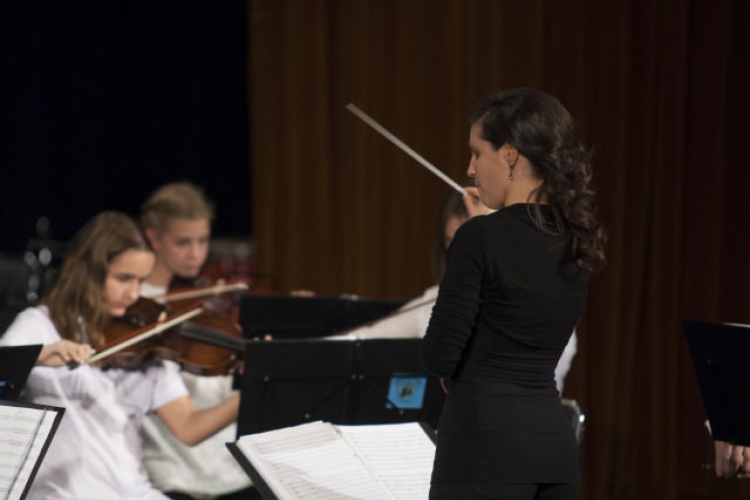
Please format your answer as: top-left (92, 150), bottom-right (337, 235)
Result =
top-left (164, 278), bottom-right (248, 375)
top-left (80, 304), bottom-right (204, 369)
top-left (101, 294), bottom-right (246, 375)
top-left (92, 270), bottom-right (273, 375)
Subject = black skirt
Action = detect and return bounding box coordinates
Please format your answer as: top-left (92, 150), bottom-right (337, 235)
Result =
top-left (431, 381), bottom-right (579, 486)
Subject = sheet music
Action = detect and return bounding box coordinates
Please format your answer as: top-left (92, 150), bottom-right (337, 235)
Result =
top-left (338, 423), bottom-right (434, 500)
top-left (0, 405), bottom-right (57, 500)
top-left (234, 421), bottom-right (434, 500)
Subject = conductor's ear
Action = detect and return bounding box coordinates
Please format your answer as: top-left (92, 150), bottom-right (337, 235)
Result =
top-left (504, 144), bottom-right (519, 166)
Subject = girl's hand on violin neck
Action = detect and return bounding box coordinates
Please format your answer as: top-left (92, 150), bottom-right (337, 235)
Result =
top-left (37, 340), bottom-right (95, 367)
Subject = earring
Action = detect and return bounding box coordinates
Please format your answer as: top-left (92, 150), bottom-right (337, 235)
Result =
top-left (509, 169), bottom-right (514, 180)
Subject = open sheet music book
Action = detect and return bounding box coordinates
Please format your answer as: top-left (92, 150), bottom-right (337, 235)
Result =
top-left (0, 400), bottom-right (64, 500)
top-left (227, 420), bottom-right (436, 500)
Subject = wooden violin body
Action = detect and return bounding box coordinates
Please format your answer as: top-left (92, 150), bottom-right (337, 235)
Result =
top-left (97, 297), bottom-right (244, 375)
top-left (87, 304), bottom-right (204, 369)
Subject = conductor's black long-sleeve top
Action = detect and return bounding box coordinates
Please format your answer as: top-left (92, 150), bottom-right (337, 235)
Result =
top-left (420, 203), bottom-right (589, 485)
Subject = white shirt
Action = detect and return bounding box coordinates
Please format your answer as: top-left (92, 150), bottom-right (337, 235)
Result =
top-left (330, 286), bottom-right (439, 341)
top-left (139, 282), bottom-right (167, 303)
top-left (1, 306), bottom-right (188, 500)
top-left (329, 285), bottom-right (578, 394)
top-left (139, 284), bottom-right (251, 498)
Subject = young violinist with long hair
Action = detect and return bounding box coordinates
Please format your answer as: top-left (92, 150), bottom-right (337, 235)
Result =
top-left (138, 182), bottom-right (255, 500)
top-left (0, 211), bottom-right (240, 500)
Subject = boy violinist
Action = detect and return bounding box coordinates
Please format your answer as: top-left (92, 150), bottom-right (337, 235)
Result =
top-left (0, 211), bottom-right (239, 500)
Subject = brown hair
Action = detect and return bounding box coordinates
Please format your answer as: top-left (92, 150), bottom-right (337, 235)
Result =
top-left (430, 184), bottom-right (471, 282)
top-left (471, 88), bottom-right (606, 270)
top-left (42, 211), bottom-right (151, 347)
top-left (140, 182), bottom-right (215, 234)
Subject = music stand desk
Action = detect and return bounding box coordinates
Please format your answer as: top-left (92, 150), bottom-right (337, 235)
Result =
top-left (0, 344), bottom-right (43, 400)
top-left (237, 338), bottom-right (444, 438)
top-left (684, 320), bottom-right (750, 446)
top-left (239, 295), bottom-right (404, 339)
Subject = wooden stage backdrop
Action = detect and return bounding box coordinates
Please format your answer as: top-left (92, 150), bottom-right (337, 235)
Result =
top-left (248, 1), bottom-right (750, 498)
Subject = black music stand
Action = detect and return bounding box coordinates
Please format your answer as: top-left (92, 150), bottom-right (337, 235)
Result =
top-left (684, 320), bottom-right (750, 445)
top-left (237, 338), bottom-right (445, 438)
top-left (0, 344), bottom-right (43, 400)
top-left (238, 295), bottom-right (404, 339)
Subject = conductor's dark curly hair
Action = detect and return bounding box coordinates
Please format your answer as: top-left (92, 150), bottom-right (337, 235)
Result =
top-left (471, 88), bottom-right (606, 270)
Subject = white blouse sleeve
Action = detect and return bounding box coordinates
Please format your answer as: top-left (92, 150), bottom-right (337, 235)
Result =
top-left (1, 306), bottom-right (61, 346)
top-left (554, 329), bottom-right (578, 394)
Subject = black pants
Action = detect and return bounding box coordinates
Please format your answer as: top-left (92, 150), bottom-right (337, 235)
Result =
top-left (430, 483), bottom-right (579, 500)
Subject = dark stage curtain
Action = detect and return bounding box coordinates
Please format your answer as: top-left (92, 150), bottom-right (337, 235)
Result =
top-left (249, 1), bottom-right (750, 498)
top-left (0, 1), bottom-right (250, 253)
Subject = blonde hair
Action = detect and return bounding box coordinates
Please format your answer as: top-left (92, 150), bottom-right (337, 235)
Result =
top-left (140, 182), bottom-right (215, 234)
top-left (42, 211), bottom-right (151, 347)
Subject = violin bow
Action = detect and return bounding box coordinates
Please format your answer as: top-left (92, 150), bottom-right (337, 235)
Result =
top-left (346, 103), bottom-right (466, 195)
top-left (159, 281), bottom-right (249, 304)
top-left (333, 295), bottom-right (438, 337)
top-left (85, 306), bottom-right (204, 365)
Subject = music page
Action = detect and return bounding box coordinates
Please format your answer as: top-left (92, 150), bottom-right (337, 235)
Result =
top-left (0, 404), bottom-right (58, 500)
top-left (234, 421), bottom-right (435, 500)
top-left (338, 423), bottom-right (434, 500)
